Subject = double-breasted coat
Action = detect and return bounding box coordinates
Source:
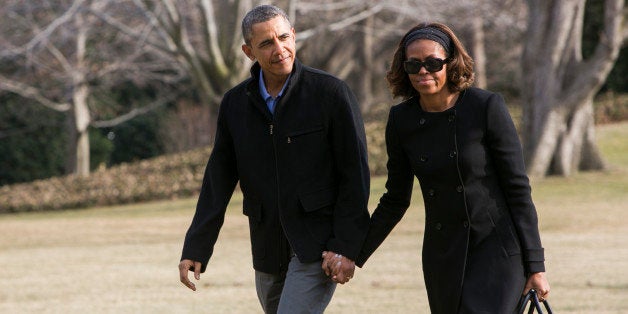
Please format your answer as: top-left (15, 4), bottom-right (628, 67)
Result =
top-left (181, 60), bottom-right (370, 275)
top-left (357, 87), bottom-right (545, 313)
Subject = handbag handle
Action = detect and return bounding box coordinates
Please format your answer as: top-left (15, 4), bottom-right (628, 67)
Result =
top-left (517, 289), bottom-right (553, 314)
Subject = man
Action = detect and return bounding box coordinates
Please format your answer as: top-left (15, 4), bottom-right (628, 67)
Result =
top-left (178, 5), bottom-right (370, 313)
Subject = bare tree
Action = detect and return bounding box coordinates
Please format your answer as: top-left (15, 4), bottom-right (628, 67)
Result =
top-left (521, 0), bottom-right (625, 177)
top-left (99, 0), bottom-right (392, 130)
top-left (0, 0), bottom-right (181, 176)
top-left (4, 0), bottom-right (586, 181)
top-left (0, 0), bottom-right (392, 177)
top-left (108, 0), bottom-right (254, 135)
top-left (295, 1), bottom-right (389, 111)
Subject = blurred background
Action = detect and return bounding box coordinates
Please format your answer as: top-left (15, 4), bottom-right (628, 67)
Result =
top-left (0, 2), bottom-right (626, 313)
top-left (0, 0), bottom-right (626, 212)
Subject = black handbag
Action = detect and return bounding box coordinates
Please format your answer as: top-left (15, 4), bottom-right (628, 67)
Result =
top-left (518, 289), bottom-right (553, 314)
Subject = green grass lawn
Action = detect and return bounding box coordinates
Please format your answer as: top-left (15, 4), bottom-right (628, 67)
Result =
top-left (0, 123), bottom-right (627, 313)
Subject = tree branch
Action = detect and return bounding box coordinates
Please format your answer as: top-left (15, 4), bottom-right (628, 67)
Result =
top-left (566, 0), bottom-right (625, 107)
top-left (91, 93), bottom-right (176, 128)
top-left (0, 0), bottom-right (87, 59)
top-left (297, 3), bottom-right (384, 41)
top-left (0, 74), bottom-right (70, 111)
top-left (199, 0), bottom-right (229, 76)
top-left (88, 7), bottom-right (173, 53)
top-left (45, 41), bottom-right (73, 74)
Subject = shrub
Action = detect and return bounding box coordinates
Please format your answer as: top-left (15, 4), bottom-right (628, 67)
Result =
top-left (0, 118), bottom-right (391, 213)
top-left (595, 92), bottom-right (628, 124)
top-left (0, 147), bottom-right (210, 213)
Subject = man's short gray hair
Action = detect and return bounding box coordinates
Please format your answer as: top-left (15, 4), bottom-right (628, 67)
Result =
top-left (242, 5), bottom-right (292, 45)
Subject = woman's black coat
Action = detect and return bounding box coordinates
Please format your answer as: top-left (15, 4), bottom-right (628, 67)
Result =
top-left (357, 88), bottom-right (545, 313)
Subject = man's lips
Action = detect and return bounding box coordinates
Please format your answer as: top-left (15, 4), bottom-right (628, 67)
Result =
top-left (273, 55), bottom-right (290, 64)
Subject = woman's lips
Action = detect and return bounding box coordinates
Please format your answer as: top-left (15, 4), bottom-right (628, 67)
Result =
top-left (416, 77), bottom-right (434, 85)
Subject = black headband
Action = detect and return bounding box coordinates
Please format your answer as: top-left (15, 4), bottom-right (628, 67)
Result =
top-left (403, 27), bottom-right (453, 56)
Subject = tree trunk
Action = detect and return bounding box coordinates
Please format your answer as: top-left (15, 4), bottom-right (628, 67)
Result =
top-left (359, 13), bottom-right (374, 112)
top-left (524, 106), bottom-right (562, 177)
top-left (73, 82), bottom-right (91, 177)
top-left (521, 0), bottom-right (624, 178)
top-left (64, 113), bottom-right (78, 175)
top-left (470, 16), bottom-right (487, 89)
top-left (554, 99), bottom-right (606, 174)
top-left (73, 14), bottom-right (91, 177)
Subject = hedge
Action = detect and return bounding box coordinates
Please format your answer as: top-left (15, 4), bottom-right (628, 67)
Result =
top-left (0, 147), bottom-right (210, 213)
top-left (0, 120), bottom-right (389, 213)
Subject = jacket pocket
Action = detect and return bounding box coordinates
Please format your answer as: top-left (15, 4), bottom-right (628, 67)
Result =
top-left (243, 197), bottom-right (262, 222)
top-left (285, 125), bottom-right (324, 144)
top-left (298, 186), bottom-right (337, 214)
top-left (299, 186), bottom-right (336, 244)
top-left (489, 209), bottom-right (521, 256)
top-left (243, 197), bottom-right (265, 259)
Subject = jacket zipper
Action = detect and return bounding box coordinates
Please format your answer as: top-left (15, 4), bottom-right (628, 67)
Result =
top-left (270, 119), bottom-right (290, 271)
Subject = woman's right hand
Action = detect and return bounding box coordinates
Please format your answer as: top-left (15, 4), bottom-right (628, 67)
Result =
top-left (524, 272), bottom-right (550, 301)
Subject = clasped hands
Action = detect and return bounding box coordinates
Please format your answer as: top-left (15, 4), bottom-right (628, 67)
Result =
top-left (180, 252), bottom-right (356, 290)
top-left (321, 251), bottom-right (355, 284)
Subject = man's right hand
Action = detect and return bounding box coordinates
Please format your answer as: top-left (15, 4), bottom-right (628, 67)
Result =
top-left (179, 259), bottom-right (202, 291)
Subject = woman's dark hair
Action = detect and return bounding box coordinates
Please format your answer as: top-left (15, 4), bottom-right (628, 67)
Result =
top-left (386, 22), bottom-right (475, 99)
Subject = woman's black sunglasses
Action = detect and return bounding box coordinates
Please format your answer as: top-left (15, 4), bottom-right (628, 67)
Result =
top-left (403, 57), bottom-right (450, 74)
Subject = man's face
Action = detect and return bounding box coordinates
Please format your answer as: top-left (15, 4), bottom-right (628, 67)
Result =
top-left (242, 16), bottom-right (296, 82)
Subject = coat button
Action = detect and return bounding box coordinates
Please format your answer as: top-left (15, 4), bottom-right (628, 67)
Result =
top-left (428, 189), bottom-right (435, 197)
top-left (419, 118), bottom-right (426, 125)
top-left (463, 221), bottom-right (469, 228)
top-left (456, 185), bottom-right (463, 192)
top-left (420, 155), bottom-right (428, 162)
top-left (448, 115), bottom-right (455, 122)
top-left (449, 151), bottom-right (457, 158)
top-left (435, 223), bottom-right (442, 230)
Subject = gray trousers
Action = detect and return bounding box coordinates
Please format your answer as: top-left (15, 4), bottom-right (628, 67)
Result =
top-left (255, 255), bottom-right (337, 314)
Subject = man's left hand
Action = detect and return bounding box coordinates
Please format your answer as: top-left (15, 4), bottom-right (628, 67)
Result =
top-left (321, 251), bottom-right (355, 284)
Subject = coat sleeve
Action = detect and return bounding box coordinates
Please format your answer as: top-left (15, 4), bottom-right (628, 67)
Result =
top-left (355, 107), bottom-right (415, 267)
top-left (324, 81), bottom-right (371, 261)
top-left (180, 97), bottom-right (239, 273)
top-left (485, 93), bottom-right (545, 273)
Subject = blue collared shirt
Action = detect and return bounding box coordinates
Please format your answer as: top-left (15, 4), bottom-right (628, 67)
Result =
top-left (259, 69), bottom-right (290, 114)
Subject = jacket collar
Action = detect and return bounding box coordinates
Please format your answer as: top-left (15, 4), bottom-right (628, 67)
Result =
top-left (247, 59), bottom-right (302, 118)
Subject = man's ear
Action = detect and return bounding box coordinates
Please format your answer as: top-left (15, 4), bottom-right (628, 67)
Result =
top-left (242, 44), bottom-right (255, 61)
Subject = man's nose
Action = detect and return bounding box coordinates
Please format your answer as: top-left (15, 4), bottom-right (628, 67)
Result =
top-left (271, 39), bottom-right (283, 53)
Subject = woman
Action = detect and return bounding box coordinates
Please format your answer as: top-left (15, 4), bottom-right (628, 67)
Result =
top-left (332, 22), bottom-right (550, 313)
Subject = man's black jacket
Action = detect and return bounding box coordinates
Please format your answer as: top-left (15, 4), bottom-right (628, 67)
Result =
top-left (181, 59), bottom-right (370, 274)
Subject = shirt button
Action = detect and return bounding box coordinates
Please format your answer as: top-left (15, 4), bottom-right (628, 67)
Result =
top-left (419, 118), bottom-right (426, 125)
top-left (420, 155), bottom-right (428, 162)
top-left (435, 223), bottom-right (442, 230)
top-left (449, 151), bottom-right (457, 158)
top-left (463, 221), bottom-right (469, 228)
top-left (456, 185), bottom-right (463, 193)
top-left (428, 189), bottom-right (435, 197)
top-left (448, 115), bottom-right (455, 122)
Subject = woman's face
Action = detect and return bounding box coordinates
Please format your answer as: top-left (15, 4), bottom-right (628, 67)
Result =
top-left (405, 39), bottom-right (449, 96)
